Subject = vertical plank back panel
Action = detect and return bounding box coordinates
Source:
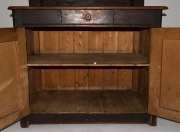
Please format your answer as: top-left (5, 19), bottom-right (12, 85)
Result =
top-left (88, 31), bottom-right (103, 90)
top-left (38, 31), bottom-right (136, 90)
top-left (39, 31), bottom-right (59, 53)
top-left (59, 31), bottom-right (74, 53)
top-left (118, 32), bottom-right (134, 90)
top-left (118, 32), bottom-right (134, 53)
top-left (74, 31), bottom-right (89, 53)
top-left (103, 32), bottom-right (118, 89)
top-left (39, 31), bottom-right (61, 90)
top-left (59, 31), bottom-right (75, 90)
top-left (74, 31), bottom-right (89, 90)
top-left (88, 31), bottom-right (103, 53)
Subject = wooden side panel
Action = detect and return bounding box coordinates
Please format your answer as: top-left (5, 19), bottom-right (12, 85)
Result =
top-left (16, 28), bottom-right (29, 116)
top-left (26, 30), bottom-right (42, 94)
top-left (0, 28), bottom-right (29, 129)
top-left (149, 28), bottom-right (180, 122)
top-left (133, 30), bottom-right (150, 101)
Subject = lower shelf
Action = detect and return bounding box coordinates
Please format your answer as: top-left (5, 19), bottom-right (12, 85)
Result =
top-left (21, 90), bottom-right (156, 127)
top-left (30, 90), bottom-right (147, 114)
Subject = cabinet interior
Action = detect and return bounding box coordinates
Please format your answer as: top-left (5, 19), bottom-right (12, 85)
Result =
top-left (26, 28), bottom-right (150, 114)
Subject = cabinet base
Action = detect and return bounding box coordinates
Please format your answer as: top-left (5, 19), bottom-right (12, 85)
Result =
top-left (20, 114), bottom-right (157, 128)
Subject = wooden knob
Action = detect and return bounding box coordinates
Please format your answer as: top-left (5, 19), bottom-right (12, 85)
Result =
top-left (85, 14), bottom-right (91, 20)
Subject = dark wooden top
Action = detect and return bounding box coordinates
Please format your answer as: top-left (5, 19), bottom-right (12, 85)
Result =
top-left (9, 6), bottom-right (168, 10)
top-left (29, 0), bottom-right (144, 7)
top-left (10, 6), bottom-right (167, 28)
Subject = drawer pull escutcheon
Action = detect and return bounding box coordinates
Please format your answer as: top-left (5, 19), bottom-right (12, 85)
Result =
top-left (85, 14), bottom-right (91, 20)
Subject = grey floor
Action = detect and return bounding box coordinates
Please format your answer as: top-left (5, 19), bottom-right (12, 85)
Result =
top-left (2, 118), bottom-right (180, 132)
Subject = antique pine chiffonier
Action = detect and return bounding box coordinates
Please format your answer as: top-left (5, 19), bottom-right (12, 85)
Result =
top-left (0, 0), bottom-right (180, 130)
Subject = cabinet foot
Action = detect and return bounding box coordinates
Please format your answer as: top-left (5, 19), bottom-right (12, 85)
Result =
top-left (20, 116), bottom-right (29, 128)
top-left (148, 115), bottom-right (157, 126)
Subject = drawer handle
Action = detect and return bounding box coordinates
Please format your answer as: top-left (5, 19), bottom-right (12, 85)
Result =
top-left (85, 14), bottom-right (91, 20)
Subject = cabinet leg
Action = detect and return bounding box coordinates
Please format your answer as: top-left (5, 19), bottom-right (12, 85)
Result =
top-left (20, 116), bottom-right (29, 128)
top-left (148, 115), bottom-right (157, 126)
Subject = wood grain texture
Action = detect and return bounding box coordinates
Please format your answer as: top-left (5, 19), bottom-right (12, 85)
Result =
top-left (59, 31), bottom-right (75, 90)
top-left (62, 10), bottom-right (113, 24)
top-left (26, 30), bottom-right (42, 93)
top-left (41, 69), bottom-right (61, 90)
top-left (149, 28), bottom-right (180, 122)
top-left (0, 28), bottom-right (17, 43)
top-left (39, 31), bottom-right (61, 90)
top-left (28, 53), bottom-right (149, 66)
top-left (0, 28), bottom-right (29, 129)
top-left (9, 7), bottom-right (166, 28)
top-left (160, 40), bottom-right (180, 112)
top-left (0, 41), bottom-right (20, 119)
top-left (17, 28), bottom-right (30, 117)
top-left (30, 90), bottom-right (147, 114)
top-left (0, 111), bottom-right (21, 130)
top-left (59, 31), bottom-right (74, 53)
top-left (33, 31), bottom-right (148, 91)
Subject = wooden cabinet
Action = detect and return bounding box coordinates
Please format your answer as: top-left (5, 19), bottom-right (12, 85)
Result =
top-left (0, 5), bottom-right (180, 130)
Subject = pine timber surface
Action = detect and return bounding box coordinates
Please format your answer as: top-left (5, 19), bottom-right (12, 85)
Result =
top-left (28, 53), bottom-right (149, 66)
top-left (30, 90), bottom-right (147, 114)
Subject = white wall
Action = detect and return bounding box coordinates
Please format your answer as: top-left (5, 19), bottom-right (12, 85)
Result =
top-left (0, 0), bottom-right (28, 27)
top-left (0, 0), bottom-right (180, 27)
top-left (145, 0), bottom-right (180, 27)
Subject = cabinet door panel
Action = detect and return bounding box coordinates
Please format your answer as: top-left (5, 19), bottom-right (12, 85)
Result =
top-left (149, 28), bottom-right (180, 122)
top-left (160, 39), bottom-right (180, 112)
top-left (0, 28), bottom-right (29, 130)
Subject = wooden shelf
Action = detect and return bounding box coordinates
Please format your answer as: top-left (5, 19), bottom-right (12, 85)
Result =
top-left (28, 53), bottom-right (149, 67)
top-left (30, 90), bottom-right (147, 114)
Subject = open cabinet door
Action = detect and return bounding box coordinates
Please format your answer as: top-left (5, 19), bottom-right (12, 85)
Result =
top-left (149, 28), bottom-right (180, 122)
top-left (0, 28), bottom-right (29, 130)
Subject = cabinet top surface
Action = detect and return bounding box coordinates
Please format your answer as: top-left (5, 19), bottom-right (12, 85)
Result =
top-left (8, 6), bottom-right (168, 10)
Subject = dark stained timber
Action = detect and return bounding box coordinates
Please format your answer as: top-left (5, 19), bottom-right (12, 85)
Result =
top-left (10, 7), bottom-right (166, 28)
top-left (29, 0), bottom-right (144, 6)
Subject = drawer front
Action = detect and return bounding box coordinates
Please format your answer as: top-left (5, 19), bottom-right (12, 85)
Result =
top-left (114, 10), bottom-right (162, 27)
top-left (62, 10), bottom-right (113, 24)
top-left (14, 10), bottom-right (62, 27)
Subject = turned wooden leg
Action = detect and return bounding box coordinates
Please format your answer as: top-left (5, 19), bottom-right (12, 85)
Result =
top-left (148, 115), bottom-right (157, 126)
top-left (20, 116), bottom-right (29, 128)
